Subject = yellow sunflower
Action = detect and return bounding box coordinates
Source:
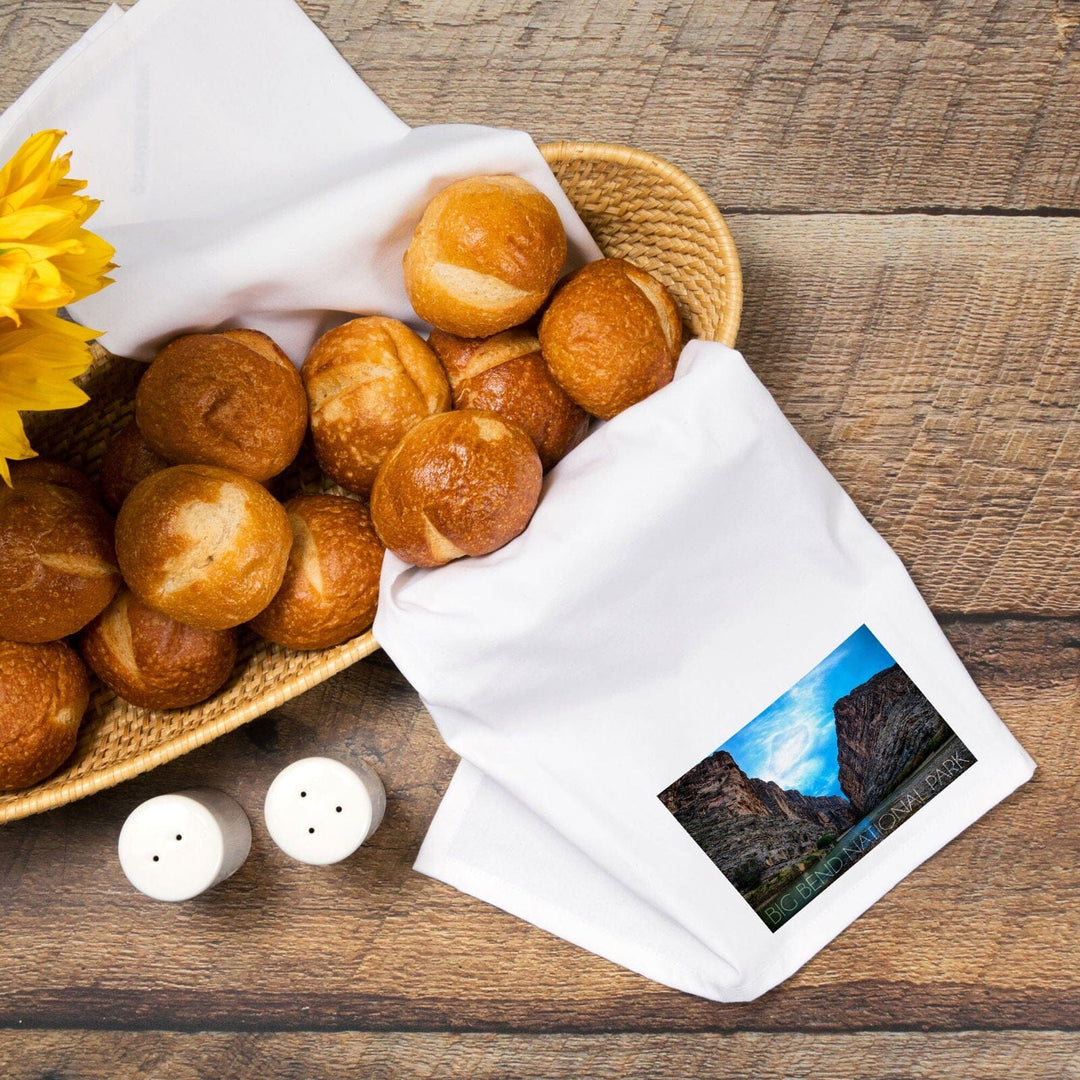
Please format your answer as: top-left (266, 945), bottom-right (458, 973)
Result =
top-left (0, 129), bottom-right (114, 484)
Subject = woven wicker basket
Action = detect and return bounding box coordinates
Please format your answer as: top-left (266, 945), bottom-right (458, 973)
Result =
top-left (0, 140), bottom-right (742, 825)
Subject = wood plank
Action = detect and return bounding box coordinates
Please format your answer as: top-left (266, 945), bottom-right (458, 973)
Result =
top-left (1, 1), bottom-right (1078, 212)
top-left (0, 619), bottom-right (1071, 1031)
top-left (321, 0), bottom-right (1080, 212)
top-left (2, 1030), bottom-right (1079, 1080)
top-left (732, 214), bottom-right (1080, 615)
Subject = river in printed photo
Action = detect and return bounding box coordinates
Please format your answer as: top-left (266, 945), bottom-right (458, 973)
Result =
top-left (752, 734), bottom-right (976, 929)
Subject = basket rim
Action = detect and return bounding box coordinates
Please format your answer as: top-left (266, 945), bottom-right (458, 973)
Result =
top-left (539, 140), bottom-right (742, 347)
top-left (1, 140), bottom-right (742, 825)
top-left (0, 632), bottom-right (378, 825)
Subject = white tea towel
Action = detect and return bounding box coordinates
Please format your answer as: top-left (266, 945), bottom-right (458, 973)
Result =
top-left (375, 341), bottom-right (1035, 1001)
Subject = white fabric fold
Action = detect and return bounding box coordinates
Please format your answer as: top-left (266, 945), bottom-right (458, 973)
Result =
top-left (376, 341), bottom-right (1035, 1001)
top-left (0, 0), bottom-right (598, 362)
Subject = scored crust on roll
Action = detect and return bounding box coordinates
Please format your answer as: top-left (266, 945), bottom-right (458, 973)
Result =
top-left (0, 639), bottom-right (90, 791)
top-left (250, 493), bottom-right (385, 651)
top-left (302, 316), bottom-right (451, 497)
top-left (115, 464), bottom-right (292, 631)
top-left (403, 175), bottom-right (567, 338)
top-left (136, 329), bottom-right (307, 482)
top-left (370, 409), bottom-right (543, 567)
top-left (0, 471), bottom-right (121, 643)
top-left (8, 457), bottom-right (99, 501)
top-left (538, 257), bottom-right (683, 420)
top-left (428, 326), bottom-right (589, 471)
top-left (80, 589), bottom-right (238, 710)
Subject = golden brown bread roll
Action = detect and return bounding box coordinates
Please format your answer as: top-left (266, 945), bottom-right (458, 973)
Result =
top-left (100, 421), bottom-right (172, 512)
top-left (370, 410), bottom-right (542, 567)
top-left (403, 175), bottom-right (567, 338)
top-left (302, 316), bottom-right (451, 497)
top-left (9, 457), bottom-right (98, 501)
top-left (538, 258), bottom-right (683, 420)
top-left (0, 471), bottom-right (121, 643)
top-left (0, 639), bottom-right (89, 791)
top-left (115, 464), bottom-right (292, 631)
top-left (135, 329), bottom-right (307, 482)
top-left (249, 493), bottom-right (384, 651)
top-left (428, 326), bottom-right (589, 471)
top-left (80, 589), bottom-right (238, 710)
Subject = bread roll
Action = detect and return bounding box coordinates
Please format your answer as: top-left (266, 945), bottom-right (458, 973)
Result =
top-left (136, 329), bottom-right (307, 482)
top-left (0, 639), bottom-right (89, 791)
top-left (370, 410), bottom-right (542, 567)
top-left (115, 464), bottom-right (292, 631)
top-left (428, 326), bottom-right (589, 471)
top-left (302, 317), bottom-right (451, 497)
top-left (0, 470), bottom-right (120, 642)
top-left (100, 421), bottom-right (172, 512)
top-left (250, 493), bottom-right (384, 650)
top-left (538, 258), bottom-right (683, 419)
top-left (403, 175), bottom-right (567, 338)
top-left (9, 457), bottom-right (98, 500)
top-left (80, 589), bottom-right (238, 710)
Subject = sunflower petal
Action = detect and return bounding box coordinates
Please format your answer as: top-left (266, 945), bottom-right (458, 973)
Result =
top-left (0, 405), bottom-right (37, 485)
top-left (53, 230), bottom-right (115, 301)
top-left (0, 131), bottom-right (66, 214)
top-left (0, 131), bottom-right (112, 317)
top-left (0, 130), bottom-right (111, 480)
top-left (11, 277), bottom-right (75, 311)
top-left (0, 131), bottom-right (59, 187)
top-left (0, 252), bottom-right (32, 323)
top-left (18, 309), bottom-right (101, 341)
top-left (0, 329), bottom-right (92, 408)
top-left (0, 204), bottom-right (77, 241)
top-left (0, 326), bottom-right (95, 375)
top-left (0, 372), bottom-right (89, 411)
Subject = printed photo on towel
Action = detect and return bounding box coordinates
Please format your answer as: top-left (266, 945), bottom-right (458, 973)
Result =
top-left (659, 625), bottom-right (976, 930)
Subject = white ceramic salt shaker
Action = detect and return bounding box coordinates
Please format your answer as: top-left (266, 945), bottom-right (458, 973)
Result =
top-left (263, 756), bottom-right (385, 865)
top-left (117, 788), bottom-right (252, 902)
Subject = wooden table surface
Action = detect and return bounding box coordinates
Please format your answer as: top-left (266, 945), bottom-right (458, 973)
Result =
top-left (2, 2), bottom-right (1078, 1077)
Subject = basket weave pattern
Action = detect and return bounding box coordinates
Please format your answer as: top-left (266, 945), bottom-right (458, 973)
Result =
top-left (0, 141), bottom-right (742, 824)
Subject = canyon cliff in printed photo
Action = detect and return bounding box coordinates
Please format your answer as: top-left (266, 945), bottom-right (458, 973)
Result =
top-left (659, 627), bottom-right (975, 929)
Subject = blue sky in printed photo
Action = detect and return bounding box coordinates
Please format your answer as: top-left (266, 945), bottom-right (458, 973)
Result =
top-left (719, 625), bottom-right (896, 798)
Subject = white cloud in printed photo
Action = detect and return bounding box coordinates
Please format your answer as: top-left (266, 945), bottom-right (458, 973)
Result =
top-left (720, 627), bottom-right (895, 797)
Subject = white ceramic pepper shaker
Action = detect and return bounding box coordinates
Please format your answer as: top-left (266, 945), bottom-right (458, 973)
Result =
top-left (117, 788), bottom-right (252, 901)
top-left (263, 756), bottom-right (385, 865)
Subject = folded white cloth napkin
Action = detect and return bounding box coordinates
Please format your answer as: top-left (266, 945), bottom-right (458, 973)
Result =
top-left (7, 0), bottom-right (1034, 1001)
top-left (375, 341), bottom-right (1035, 1000)
top-left (0, 0), bottom-right (598, 362)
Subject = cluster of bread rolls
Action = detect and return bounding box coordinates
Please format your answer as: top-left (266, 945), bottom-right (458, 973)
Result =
top-left (104, 326), bottom-right (388, 662)
top-left (313, 173), bottom-right (683, 569)
top-left (0, 328), bottom-right (385, 790)
top-left (0, 171), bottom-right (683, 791)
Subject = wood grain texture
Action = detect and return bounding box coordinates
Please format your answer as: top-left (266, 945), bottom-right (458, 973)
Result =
top-left (308, 0), bottom-right (1080, 213)
top-left (0, 0), bottom-right (1076, 1071)
top-left (0, 621), bottom-right (1071, 1032)
top-left (2, 1030), bottom-right (1079, 1080)
top-left (732, 214), bottom-right (1080, 615)
top-left (1, 1), bottom-right (1078, 212)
